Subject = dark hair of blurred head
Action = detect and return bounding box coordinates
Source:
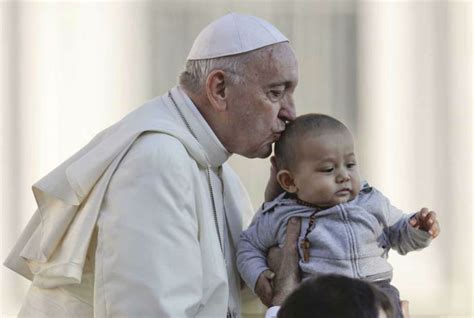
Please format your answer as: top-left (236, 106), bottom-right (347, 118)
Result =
top-left (277, 274), bottom-right (395, 318)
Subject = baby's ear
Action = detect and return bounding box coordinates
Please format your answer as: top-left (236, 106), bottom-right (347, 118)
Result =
top-left (276, 170), bottom-right (297, 193)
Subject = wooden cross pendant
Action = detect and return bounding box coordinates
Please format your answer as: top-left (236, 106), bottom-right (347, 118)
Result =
top-left (300, 238), bottom-right (311, 262)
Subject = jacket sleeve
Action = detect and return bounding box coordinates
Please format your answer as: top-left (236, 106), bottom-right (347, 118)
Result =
top-left (94, 133), bottom-right (203, 318)
top-left (381, 193), bottom-right (432, 255)
top-left (237, 208), bottom-right (278, 292)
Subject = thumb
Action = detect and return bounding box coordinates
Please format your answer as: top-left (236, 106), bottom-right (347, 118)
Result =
top-left (263, 270), bottom-right (275, 280)
top-left (285, 217), bottom-right (301, 246)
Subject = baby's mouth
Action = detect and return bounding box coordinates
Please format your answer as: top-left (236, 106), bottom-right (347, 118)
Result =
top-left (336, 188), bottom-right (351, 195)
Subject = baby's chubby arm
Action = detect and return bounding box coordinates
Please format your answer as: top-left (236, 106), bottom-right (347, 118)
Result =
top-left (237, 210), bottom-right (280, 306)
top-left (238, 216), bottom-right (302, 307)
top-left (269, 217), bottom-right (302, 306)
top-left (383, 194), bottom-right (440, 254)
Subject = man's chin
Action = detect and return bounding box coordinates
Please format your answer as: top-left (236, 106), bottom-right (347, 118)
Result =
top-left (257, 151), bottom-right (272, 159)
top-left (242, 145), bottom-right (272, 159)
top-left (256, 145), bottom-right (273, 159)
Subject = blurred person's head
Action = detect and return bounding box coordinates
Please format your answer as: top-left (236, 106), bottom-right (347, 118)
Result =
top-left (274, 114), bottom-right (361, 207)
top-left (179, 13), bottom-right (298, 159)
top-left (277, 274), bottom-right (395, 318)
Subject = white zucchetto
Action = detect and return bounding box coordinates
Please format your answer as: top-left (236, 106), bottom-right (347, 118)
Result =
top-left (187, 13), bottom-right (289, 60)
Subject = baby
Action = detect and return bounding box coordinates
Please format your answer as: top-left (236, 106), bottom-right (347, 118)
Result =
top-left (237, 114), bottom-right (440, 318)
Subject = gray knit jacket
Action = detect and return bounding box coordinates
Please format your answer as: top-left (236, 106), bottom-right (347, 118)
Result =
top-left (237, 183), bottom-right (432, 291)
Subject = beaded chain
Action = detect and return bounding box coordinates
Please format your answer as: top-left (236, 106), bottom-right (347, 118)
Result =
top-left (300, 210), bottom-right (319, 262)
top-left (294, 197), bottom-right (323, 263)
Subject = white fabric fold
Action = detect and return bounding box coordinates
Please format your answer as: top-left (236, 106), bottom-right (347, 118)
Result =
top-left (4, 90), bottom-right (250, 290)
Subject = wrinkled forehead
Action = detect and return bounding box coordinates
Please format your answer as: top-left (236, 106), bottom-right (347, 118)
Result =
top-left (244, 43), bottom-right (299, 83)
top-left (260, 42), bottom-right (297, 64)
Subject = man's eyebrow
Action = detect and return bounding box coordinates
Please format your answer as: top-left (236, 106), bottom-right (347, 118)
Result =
top-left (267, 81), bottom-right (293, 88)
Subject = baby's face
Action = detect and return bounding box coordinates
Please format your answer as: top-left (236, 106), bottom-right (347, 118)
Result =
top-left (290, 130), bottom-right (361, 207)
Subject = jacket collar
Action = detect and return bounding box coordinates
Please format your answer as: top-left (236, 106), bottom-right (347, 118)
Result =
top-left (261, 180), bottom-right (373, 215)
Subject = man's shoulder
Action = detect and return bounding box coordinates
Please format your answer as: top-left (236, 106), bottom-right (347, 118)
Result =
top-left (128, 131), bottom-right (193, 163)
top-left (107, 131), bottom-right (202, 186)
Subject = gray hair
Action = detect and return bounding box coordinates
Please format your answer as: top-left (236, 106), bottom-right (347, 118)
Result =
top-left (178, 49), bottom-right (265, 94)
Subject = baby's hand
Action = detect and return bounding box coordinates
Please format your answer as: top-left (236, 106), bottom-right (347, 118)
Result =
top-left (409, 207), bottom-right (440, 238)
top-left (255, 269), bottom-right (275, 307)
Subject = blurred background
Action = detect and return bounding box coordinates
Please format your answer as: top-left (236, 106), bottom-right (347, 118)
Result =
top-left (0, 1), bottom-right (472, 317)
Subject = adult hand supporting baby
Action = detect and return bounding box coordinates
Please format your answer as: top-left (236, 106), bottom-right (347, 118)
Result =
top-left (268, 217), bottom-right (302, 306)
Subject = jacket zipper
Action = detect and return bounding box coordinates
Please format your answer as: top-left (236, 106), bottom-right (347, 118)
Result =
top-left (339, 205), bottom-right (362, 278)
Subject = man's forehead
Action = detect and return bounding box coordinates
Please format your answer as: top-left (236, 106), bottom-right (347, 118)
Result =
top-left (259, 42), bottom-right (297, 64)
top-left (249, 43), bottom-right (299, 82)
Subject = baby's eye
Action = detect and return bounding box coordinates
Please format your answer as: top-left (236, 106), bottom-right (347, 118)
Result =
top-left (347, 162), bottom-right (357, 169)
top-left (320, 167), bottom-right (334, 173)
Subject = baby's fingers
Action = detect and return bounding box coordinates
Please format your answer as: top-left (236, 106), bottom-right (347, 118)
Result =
top-left (410, 207), bottom-right (429, 229)
top-left (429, 223), bottom-right (440, 238)
top-left (427, 213), bottom-right (440, 238)
top-left (422, 211), bottom-right (437, 229)
top-left (419, 207), bottom-right (430, 220)
top-left (426, 211), bottom-right (437, 223)
top-left (255, 271), bottom-right (274, 307)
top-left (409, 217), bottom-right (419, 228)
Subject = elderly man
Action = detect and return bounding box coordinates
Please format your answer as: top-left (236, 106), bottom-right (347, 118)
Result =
top-left (5, 13), bottom-right (299, 317)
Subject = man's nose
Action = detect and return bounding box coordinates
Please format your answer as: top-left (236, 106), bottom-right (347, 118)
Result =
top-left (278, 95), bottom-right (296, 122)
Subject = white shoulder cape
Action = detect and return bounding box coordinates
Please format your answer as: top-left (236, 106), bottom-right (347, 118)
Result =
top-left (4, 92), bottom-right (251, 288)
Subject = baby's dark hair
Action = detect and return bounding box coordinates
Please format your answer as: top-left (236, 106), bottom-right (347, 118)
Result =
top-left (277, 274), bottom-right (395, 318)
top-left (275, 113), bottom-right (349, 170)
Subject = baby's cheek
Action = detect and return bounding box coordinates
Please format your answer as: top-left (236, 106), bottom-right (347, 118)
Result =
top-left (352, 180), bottom-right (361, 193)
top-left (318, 185), bottom-right (333, 199)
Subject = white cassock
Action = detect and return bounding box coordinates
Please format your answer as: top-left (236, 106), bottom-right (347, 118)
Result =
top-left (4, 86), bottom-right (254, 318)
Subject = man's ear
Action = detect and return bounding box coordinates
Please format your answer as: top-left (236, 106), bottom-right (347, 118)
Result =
top-left (205, 69), bottom-right (228, 112)
top-left (276, 170), bottom-right (298, 193)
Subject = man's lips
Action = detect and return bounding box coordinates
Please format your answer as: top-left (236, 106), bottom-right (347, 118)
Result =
top-left (273, 131), bottom-right (284, 140)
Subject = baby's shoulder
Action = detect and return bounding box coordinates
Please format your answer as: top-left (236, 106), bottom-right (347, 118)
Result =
top-left (354, 182), bottom-right (391, 214)
top-left (257, 193), bottom-right (318, 231)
